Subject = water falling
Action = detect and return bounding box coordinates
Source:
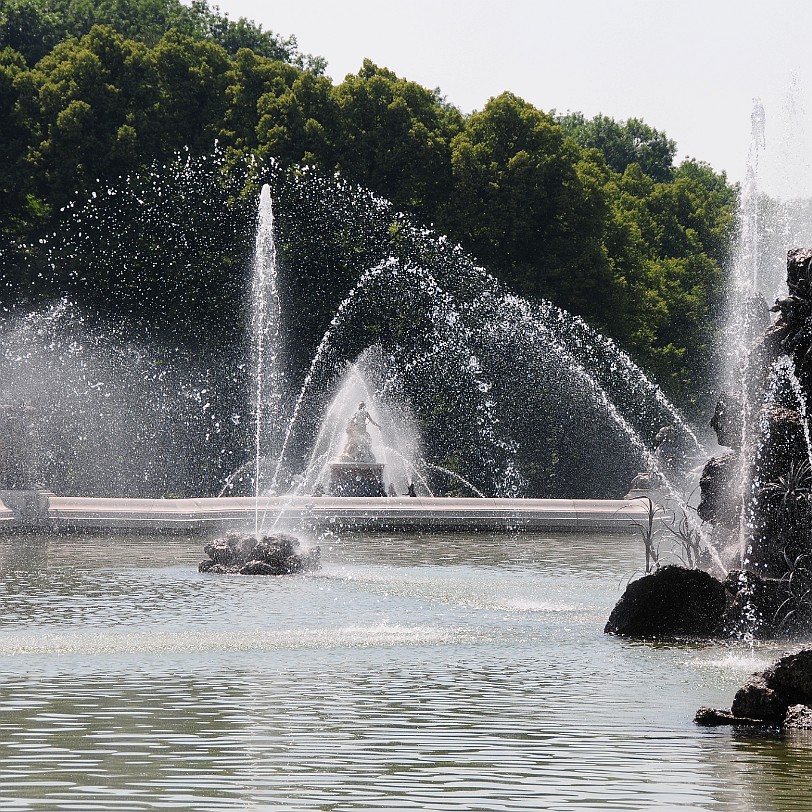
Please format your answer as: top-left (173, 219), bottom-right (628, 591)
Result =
top-left (0, 299), bottom-right (230, 497)
top-left (780, 355), bottom-right (812, 473)
top-left (267, 259), bottom-right (526, 501)
top-left (251, 184), bottom-right (284, 528)
top-left (717, 87), bottom-right (812, 570)
top-left (29, 152), bottom-right (704, 514)
top-left (295, 350), bottom-right (424, 497)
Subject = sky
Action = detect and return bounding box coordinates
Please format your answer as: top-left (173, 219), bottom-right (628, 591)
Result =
top-left (209, 0), bottom-right (812, 194)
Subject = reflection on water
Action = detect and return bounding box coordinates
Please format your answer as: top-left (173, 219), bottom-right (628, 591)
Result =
top-left (0, 531), bottom-right (810, 810)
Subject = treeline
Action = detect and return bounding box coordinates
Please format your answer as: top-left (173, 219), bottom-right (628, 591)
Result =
top-left (0, 0), bottom-right (736, 409)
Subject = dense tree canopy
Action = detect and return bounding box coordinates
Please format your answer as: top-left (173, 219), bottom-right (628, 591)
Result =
top-left (0, 0), bottom-right (737, 423)
top-left (558, 112), bottom-right (677, 182)
top-left (331, 60), bottom-right (462, 218)
top-left (0, 0), bottom-right (320, 67)
top-left (437, 93), bottom-right (619, 324)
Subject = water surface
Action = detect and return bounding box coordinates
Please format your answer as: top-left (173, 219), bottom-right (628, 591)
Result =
top-left (0, 531), bottom-right (808, 811)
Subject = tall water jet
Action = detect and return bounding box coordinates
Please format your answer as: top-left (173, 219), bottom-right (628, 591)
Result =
top-left (705, 87), bottom-right (812, 572)
top-left (251, 184), bottom-right (284, 521)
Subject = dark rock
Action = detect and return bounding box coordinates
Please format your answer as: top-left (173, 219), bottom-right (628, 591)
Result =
top-left (203, 538), bottom-right (237, 565)
top-left (204, 563), bottom-right (233, 574)
top-left (694, 706), bottom-right (767, 727)
top-left (604, 565), bottom-right (727, 638)
top-left (694, 706), bottom-right (735, 726)
top-left (627, 471), bottom-right (664, 492)
top-left (784, 704), bottom-right (812, 729)
top-left (787, 247), bottom-right (812, 294)
top-left (250, 534), bottom-right (298, 566)
top-left (719, 570), bottom-right (786, 639)
top-left (239, 560), bottom-right (278, 576)
top-left (199, 530), bottom-right (320, 576)
top-left (731, 674), bottom-right (788, 723)
top-left (748, 404), bottom-right (812, 573)
top-left (697, 453), bottom-right (740, 527)
top-left (710, 393), bottom-right (742, 450)
top-left (699, 250), bottom-right (812, 586)
top-left (696, 648), bottom-right (812, 729)
top-left (764, 649), bottom-right (812, 703)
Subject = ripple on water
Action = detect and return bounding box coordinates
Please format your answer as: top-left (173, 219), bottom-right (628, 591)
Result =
top-left (1, 532), bottom-right (812, 811)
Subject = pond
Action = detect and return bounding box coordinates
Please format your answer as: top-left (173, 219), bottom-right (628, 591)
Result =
top-left (0, 531), bottom-right (809, 811)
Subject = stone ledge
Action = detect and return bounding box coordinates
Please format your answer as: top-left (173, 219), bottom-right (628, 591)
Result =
top-left (29, 495), bottom-right (651, 533)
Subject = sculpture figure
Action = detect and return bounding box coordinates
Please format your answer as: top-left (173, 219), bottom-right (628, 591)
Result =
top-left (339, 401), bottom-right (380, 464)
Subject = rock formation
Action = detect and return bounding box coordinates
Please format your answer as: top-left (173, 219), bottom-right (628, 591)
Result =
top-left (604, 566), bottom-right (726, 638)
top-left (696, 648), bottom-right (812, 729)
top-left (199, 530), bottom-right (320, 575)
top-left (700, 249), bottom-right (812, 576)
top-left (605, 563), bottom-right (812, 640)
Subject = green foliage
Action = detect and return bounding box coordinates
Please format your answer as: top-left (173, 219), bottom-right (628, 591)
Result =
top-left (15, 26), bottom-right (160, 199)
top-left (437, 93), bottom-right (621, 324)
top-left (559, 112), bottom-right (676, 182)
top-left (255, 62), bottom-right (338, 168)
top-left (0, 0), bottom-right (312, 67)
top-left (151, 29), bottom-right (231, 152)
top-left (602, 160), bottom-right (736, 405)
top-left (0, 47), bottom-right (31, 235)
top-left (0, 0), bottom-right (65, 64)
top-left (0, 2), bottom-right (737, 433)
top-left (332, 60), bottom-right (462, 217)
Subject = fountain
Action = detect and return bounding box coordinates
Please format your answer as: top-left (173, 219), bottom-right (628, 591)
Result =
top-left (247, 166), bottom-right (718, 505)
top-left (10, 129), bottom-right (812, 812)
top-left (251, 183), bottom-right (284, 507)
top-left (292, 348), bottom-right (427, 499)
top-left (327, 400), bottom-right (386, 497)
top-left (606, 93), bottom-right (812, 641)
top-left (0, 154), bottom-right (712, 542)
top-left (699, 95), bottom-right (812, 589)
top-left (699, 250), bottom-right (812, 598)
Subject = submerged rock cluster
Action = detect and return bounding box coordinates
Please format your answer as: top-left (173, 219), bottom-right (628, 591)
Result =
top-left (696, 649), bottom-right (812, 730)
top-left (605, 564), bottom-right (812, 640)
top-left (199, 531), bottom-right (320, 575)
top-left (604, 566), bottom-right (726, 638)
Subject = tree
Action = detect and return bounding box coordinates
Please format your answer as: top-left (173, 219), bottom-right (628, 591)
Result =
top-left (221, 49), bottom-right (338, 169)
top-left (332, 60), bottom-right (462, 219)
top-left (0, 0), bottom-right (738, 420)
top-left (183, 0), bottom-right (323, 71)
top-left (0, 47), bottom-right (33, 235)
top-left (150, 29), bottom-right (230, 155)
top-left (256, 69), bottom-right (338, 168)
top-left (0, 0), bottom-right (314, 67)
top-left (14, 26), bottom-right (158, 204)
top-left (439, 92), bottom-right (621, 326)
top-left (559, 112), bottom-right (676, 182)
top-left (603, 160), bottom-right (735, 404)
top-left (0, 0), bottom-right (64, 64)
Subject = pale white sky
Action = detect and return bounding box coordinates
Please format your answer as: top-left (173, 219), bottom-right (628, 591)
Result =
top-left (211, 0), bottom-right (812, 193)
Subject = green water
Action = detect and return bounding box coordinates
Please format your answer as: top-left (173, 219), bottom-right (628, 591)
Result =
top-left (0, 532), bottom-right (808, 811)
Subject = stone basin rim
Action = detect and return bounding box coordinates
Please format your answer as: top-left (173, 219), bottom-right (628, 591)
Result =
top-left (0, 491), bottom-right (651, 534)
